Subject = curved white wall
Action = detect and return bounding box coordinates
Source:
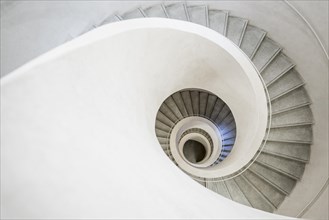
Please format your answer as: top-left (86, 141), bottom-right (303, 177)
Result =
top-left (1, 1), bottom-right (328, 219)
top-left (1, 19), bottom-right (283, 219)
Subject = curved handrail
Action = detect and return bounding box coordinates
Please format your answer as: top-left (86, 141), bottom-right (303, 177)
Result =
top-left (284, 0), bottom-right (329, 60)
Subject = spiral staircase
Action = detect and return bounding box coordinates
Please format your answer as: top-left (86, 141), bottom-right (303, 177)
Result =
top-left (1, 1), bottom-right (327, 219)
top-left (76, 2), bottom-right (314, 213)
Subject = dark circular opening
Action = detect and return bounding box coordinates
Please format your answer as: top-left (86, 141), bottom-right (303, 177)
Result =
top-left (183, 140), bottom-right (206, 163)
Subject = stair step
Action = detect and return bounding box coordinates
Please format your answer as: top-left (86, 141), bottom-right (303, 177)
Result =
top-left (164, 148), bottom-right (171, 156)
top-left (208, 9), bottom-right (228, 35)
top-left (199, 91), bottom-right (209, 116)
top-left (267, 125), bottom-right (312, 144)
top-left (99, 15), bottom-right (122, 26)
top-left (261, 149), bottom-right (308, 163)
top-left (270, 105), bottom-right (313, 128)
top-left (190, 90), bottom-right (200, 115)
top-left (204, 95), bottom-right (217, 118)
top-left (225, 179), bottom-right (251, 206)
top-left (220, 151), bottom-right (231, 157)
top-left (143, 4), bottom-right (168, 18)
top-left (264, 140), bottom-right (310, 162)
top-left (155, 128), bottom-right (169, 138)
top-left (272, 102), bottom-right (311, 116)
top-left (271, 86), bottom-right (311, 114)
top-left (196, 179), bottom-right (206, 187)
top-left (222, 129), bottom-right (236, 140)
top-left (240, 25), bottom-right (266, 59)
top-left (121, 8), bottom-right (145, 20)
top-left (165, 3), bottom-right (189, 21)
top-left (156, 111), bottom-right (175, 127)
top-left (160, 143), bottom-right (169, 151)
top-left (235, 175), bottom-right (274, 212)
top-left (219, 112), bottom-right (234, 128)
top-left (159, 102), bottom-right (179, 123)
top-left (155, 119), bottom-right (171, 132)
top-left (181, 91), bottom-right (194, 116)
top-left (261, 52), bottom-right (295, 86)
top-left (243, 170), bottom-right (285, 208)
top-left (172, 92), bottom-right (189, 117)
top-left (210, 99), bottom-right (225, 121)
top-left (249, 162), bottom-right (296, 195)
top-left (187, 5), bottom-right (208, 27)
top-left (252, 37), bottom-right (281, 72)
top-left (157, 136), bottom-right (168, 145)
top-left (226, 16), bottom-right (248, 46)
top-left (165, 96), bottom-right (184, 120)
top-left (223, 138), bottom-right (235, 146)
top-left (214, 105), bottom-right (230, 125)
top-left (206, 181), bottom-right (231, 199)
top-left (221, 121), bottom-right (236, 135)
top-left (248, 167), bottom-right (288, 196)
top-left (268, 68), bottom-right (304, 100)
top-left (257, 153), bottom-right (306, 179)
top-left (255, 160), bottom-right (299, 180)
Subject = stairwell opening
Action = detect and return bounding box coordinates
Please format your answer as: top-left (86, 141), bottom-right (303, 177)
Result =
top-left (183, 140), bottom-right (207, 163)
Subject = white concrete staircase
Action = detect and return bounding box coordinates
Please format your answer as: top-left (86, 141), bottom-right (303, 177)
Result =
top-left (77, 2), bottom-right (313, 214)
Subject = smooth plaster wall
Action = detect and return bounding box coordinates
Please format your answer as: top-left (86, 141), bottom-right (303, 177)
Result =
top-left (1, 1), bottom-right (328, 218)
top-left (1, 21), bottom-right (288, 219)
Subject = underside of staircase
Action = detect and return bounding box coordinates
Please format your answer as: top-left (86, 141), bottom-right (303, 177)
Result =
top-left (73, 2), bottom-right (313, 214)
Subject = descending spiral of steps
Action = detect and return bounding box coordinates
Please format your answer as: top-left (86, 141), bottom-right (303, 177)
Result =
top-left (156, 89), bottom-right (237, 165)
top-left (63, 2), bottom-right (313, 214)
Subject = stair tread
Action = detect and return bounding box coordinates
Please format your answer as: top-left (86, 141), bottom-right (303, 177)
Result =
top-left (255, 160), bottom-right (300, 180)
top-left (261, 52), bottom-right (295, 86)
top-left (252, 37), bottom-right (281, 72)
top-left (144, 4), bottom-right (168, 18)
top-left (270, 105), bottom-right (313, 127)
top-left (190, 90), bottom-right (200, 115)
top-left (181, 91), bottom-right (194, 116)
top-left (226, 16), bottom-right (248, 46)
top-left (261, 149), bottom-right (309, 163)
top-left (268, 68), bottom-right (304, 100)
top-left (263, 141), bottom-right (310, 162)
top-left (257, 152), bottom-right (306, 179)
top-left (243, 170), bottom-right (285, 208)
top-left (205, 95), bottom-right (217, 118)
top-left (249, 162), bottom-right (296, 194)
top-left (121, 8), bottom-right (145, 19)
top-left (206, 181), bottom-right (231, 199)
top-left (165, 96), bottom-right (184, 119)
top-left (225, 179), bottom-right (251, 206)
top-left (155, 119), bottom-right (171, 132)
top-left (235, 175), bottom-right (274, 212)
top-left (199, 92), bottom-right (209, 116)
top-left (172, 92), bottom-right (189, 117)
top-left (208, 9), bottom-right (228, 35)
top-left (240, 24), bottom-right (266, 58)
top-left (99, 15), bottom-right (121, 26)
top-left (268, 125), bottom-right (312, 144)
top-left (157, 111), bottom-right (175, 127)
top-left (165, 3), bottom-right (189, 21)
top-left (271, 86), bottom-right (310, 114)
top-left (187, 5), bottom-right (208, 26)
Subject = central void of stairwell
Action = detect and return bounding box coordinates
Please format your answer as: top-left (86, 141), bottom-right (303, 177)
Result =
top-left (1, 18), bottom-right (275, 218)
